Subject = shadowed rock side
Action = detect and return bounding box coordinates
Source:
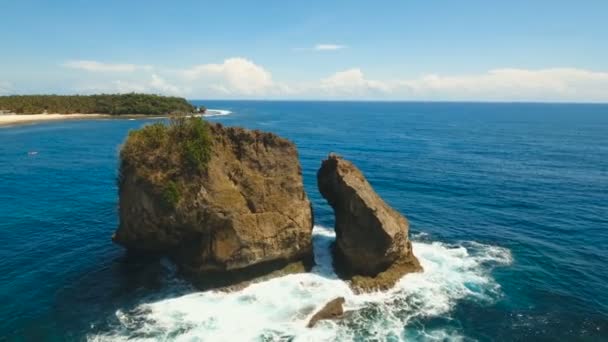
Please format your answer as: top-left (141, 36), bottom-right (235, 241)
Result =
top-left (113, 121), bottom-right (314, 289)
top-left (307, 297), bottom-right (345, 328)
top-left (317, 153), bottom-right (421, 292)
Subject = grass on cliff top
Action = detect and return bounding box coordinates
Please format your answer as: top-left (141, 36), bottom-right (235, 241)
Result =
top-left (0, 93), bottom-right (197, 114)
top-left (120, 116), bottom-right (212, 208)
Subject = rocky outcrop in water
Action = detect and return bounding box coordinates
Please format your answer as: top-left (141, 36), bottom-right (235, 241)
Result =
top-left (307, 297), bottom-right (345, 328)
top-left (317, 153), bottom-right (421, 291)
top-left (113, 119), bottom-right (314, 288)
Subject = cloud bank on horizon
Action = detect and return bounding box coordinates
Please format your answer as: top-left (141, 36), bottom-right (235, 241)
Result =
top-left (2, 57), bottom-right (607, 102)
top-left (53, 57), bottom-right (608, 102)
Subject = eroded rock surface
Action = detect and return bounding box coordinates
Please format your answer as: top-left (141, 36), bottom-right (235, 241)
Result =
top-left (307, 297), bottom-right (345, 328)
top-left (113, 121), bottom-right (314, 288)
top-left (317, 153), bottom-right (421, 291)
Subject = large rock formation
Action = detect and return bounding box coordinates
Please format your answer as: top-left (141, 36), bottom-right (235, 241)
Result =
top-left (113, 118), bottom-right (314, 288)
top-left (317, 153), bottom-right (421, 291)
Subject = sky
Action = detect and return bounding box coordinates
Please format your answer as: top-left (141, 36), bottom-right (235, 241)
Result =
top-left (1, 0), bottom-right (608, 102)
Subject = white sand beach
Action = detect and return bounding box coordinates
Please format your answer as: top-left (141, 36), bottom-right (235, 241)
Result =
top-left (0, 113), bottom-right (111, 127)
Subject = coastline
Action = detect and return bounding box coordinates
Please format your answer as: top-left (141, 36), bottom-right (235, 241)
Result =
top-left (0, 111), bottom-right (229, 128)
top-left (0, 113), bottom-right (186, 128)
top-left (0, 113), bottom-right (113, 127)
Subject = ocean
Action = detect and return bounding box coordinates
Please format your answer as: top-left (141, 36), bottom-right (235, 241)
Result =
top-left (0, 101), bottom-right (607, 341)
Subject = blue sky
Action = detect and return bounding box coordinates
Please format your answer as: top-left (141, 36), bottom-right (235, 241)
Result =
top-left (1, 0), bottom-right (607, 101)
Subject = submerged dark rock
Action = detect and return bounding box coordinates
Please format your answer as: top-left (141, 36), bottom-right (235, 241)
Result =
top-left (307, 297), bottom-right (345, 328)
top-left (317, 153), bottom-right (421, 291)
top-left (113, 119), bottom-right (314, 289)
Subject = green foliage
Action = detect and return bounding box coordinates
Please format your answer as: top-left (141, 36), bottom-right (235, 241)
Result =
top-left (162, 181), bottom-right (181, 208)
top-left (0, 93), bottom-right (195, 115)
top-left (120, 117), bottom-right (213, 207)
top-left (170, 116), bottom-right (213, 171)
top-left (140, 122), bottom-right (167, 148)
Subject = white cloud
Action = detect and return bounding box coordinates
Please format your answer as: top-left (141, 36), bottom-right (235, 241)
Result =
top-left (395, 68), bottom-right (608, 102)
top-left (314, 44), bottom-right (347, 51)
top-left (109, 80), bottom-right (148, 93)
top-left (319, 68), bottom-right (390, 96)
top-left (180, 57), bottom-right (281, 96)
top-left (298, 67), bottom-right (608, 101)
top-left (75, 75), bottom-right (182, 95)
top-left (47, 58), bottom-right (608, 101)
top-left (63, 60), bottom-right (152, 73)
top-left (150, 74), bottom-right (181, 95)
top-left (293, 44), bottom-right (347, 52)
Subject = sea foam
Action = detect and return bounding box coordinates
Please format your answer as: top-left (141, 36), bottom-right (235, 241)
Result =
top-left (88, 226), bottom-right (511, 341)
top-left (203, 109), bottom-right (232, 117)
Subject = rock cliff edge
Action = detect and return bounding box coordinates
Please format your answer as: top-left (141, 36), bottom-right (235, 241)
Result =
top-left (317, 153), bottom-right (421, 292)
top-left (113, 118), bottom-right (314, 288)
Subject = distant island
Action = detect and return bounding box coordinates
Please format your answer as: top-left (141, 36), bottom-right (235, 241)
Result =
top-left (0, 93), bottom-right (201, 115)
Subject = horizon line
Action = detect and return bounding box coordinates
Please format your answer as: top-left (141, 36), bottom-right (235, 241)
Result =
top-left (189, 98), bottom-right (608, 105)
top-left (2, 93), bottom-right (607, 105)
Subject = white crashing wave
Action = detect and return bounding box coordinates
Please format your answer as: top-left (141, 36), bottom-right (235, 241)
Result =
top-left (202, 109), bottom-right (232, 117)
top-left (88, 226), bottom-right (512, 341)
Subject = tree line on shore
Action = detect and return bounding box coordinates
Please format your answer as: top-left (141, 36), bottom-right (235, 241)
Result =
top-left (0, 93), bottom-right (199, 115)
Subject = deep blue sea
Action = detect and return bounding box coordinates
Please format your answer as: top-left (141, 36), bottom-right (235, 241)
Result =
top-left (1, 101), bottom-right (607, 341)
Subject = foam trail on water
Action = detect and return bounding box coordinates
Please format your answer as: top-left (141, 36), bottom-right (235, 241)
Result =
top-left (88, 226), bottom-right (511, 341)
top-left (203, 109), bottom-right (232, 117)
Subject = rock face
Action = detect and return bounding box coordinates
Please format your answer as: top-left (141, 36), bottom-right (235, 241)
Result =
top-left (317, 154), bottom-right (421, 290)
top-left (307, 297), bottom-right (345, 328)
top-left (113, 122), bottom-right (314, 288)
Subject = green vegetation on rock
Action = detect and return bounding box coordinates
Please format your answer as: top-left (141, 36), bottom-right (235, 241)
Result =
top-left (0, 93), bottom-right (197, 114)
top-left (162, 181), bottom-right (182, 209)
top-left (120, 116), bottom-right (213, 207)
top-left (180, 118), bottom-right (213, 172)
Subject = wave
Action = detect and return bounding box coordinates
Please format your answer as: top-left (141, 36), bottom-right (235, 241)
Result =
top-left (116, 109), bottom-right (231, 122)
top-left (203, 109), bottom-right (232, 117)
top-left (88, 226), bottom-right (511, 341)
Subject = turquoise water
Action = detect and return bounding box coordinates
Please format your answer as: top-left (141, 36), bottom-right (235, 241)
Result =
top-left (1, 101), bottom-right (607, 341)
